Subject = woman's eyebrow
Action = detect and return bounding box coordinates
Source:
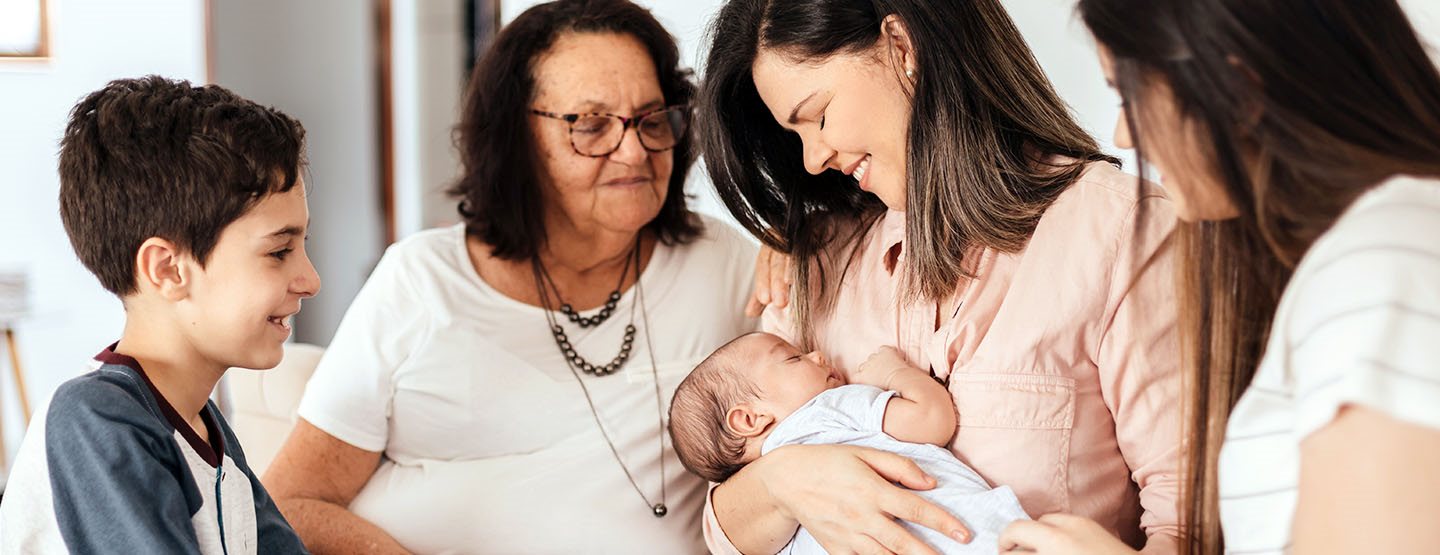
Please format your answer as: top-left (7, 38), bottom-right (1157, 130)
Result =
top-left (572, 99), bottom-right (667, 113)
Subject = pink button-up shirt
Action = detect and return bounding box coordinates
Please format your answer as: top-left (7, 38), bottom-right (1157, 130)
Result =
top-left (705, 162), bottom-right (1182, 553)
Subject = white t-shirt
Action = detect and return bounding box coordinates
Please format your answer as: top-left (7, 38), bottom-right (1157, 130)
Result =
top-left (296, 216), bottom-right (757, 554)
top-left (1219, 176), bottom-right (1440, 554)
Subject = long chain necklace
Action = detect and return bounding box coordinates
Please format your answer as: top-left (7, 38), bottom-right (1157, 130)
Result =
top-left (530, 242), bottom-right (668, 518)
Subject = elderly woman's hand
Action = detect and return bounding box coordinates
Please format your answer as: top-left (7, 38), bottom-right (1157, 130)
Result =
top-left (757, 444), bottom-right (973, 554)
top-left (746, 245), bottom-right (792, 317)
top-left (999, 514), bottom-right (1138, 555)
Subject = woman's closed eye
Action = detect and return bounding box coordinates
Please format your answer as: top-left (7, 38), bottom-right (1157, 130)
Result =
top-left (817, 98), bottom-right (832, 130)
top-left (269, 248), bottom-right (293, 261)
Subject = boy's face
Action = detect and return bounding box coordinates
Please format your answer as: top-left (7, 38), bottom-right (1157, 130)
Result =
top-left (741, 333), bottom-right (846, 420)
top-left (178, 182), bottom-right (320, 370)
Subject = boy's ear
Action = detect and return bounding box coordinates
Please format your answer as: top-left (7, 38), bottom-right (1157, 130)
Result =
top-left (134, 237), bottom-right (192, 301)
top-left (724, 403), bottom-right (775, 439)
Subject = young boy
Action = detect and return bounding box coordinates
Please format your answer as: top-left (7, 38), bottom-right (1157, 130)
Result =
top-left (0, 76), bottom-right (317, 554)
top-left (669, 332), bottom-right (1029, 554)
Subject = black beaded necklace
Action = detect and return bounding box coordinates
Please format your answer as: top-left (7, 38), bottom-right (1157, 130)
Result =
top-left (533, 240), bottom-right (640, 376)
top-left (530, 239), bottom-right (668, 517)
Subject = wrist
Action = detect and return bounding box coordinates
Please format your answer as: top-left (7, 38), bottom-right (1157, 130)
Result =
top-left (752, 447), bottom-right (792, 518)
top-left (867, 366), bottom-right (905, 390)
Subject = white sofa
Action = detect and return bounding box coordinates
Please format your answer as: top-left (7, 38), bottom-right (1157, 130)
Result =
top-left (223, 343), bottom-right (324, 476)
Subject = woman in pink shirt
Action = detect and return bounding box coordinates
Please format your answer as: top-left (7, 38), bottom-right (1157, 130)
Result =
top-left (696, 0), bottom-right (1183, 553)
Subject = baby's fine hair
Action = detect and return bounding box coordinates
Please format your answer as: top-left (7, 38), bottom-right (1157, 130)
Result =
top-left (668, 333), bottom-right (763, 482)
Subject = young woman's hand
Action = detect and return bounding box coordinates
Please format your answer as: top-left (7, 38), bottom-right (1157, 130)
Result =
top-left (759, 444), bottom-right (973, 554)
top-left (746, 245), bottom-right (792, 317)
top-left (999, 514), bottom-right (1138, 555)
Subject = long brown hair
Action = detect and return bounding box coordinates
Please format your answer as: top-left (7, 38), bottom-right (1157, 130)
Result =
top-left (1079, 0), bottom-right (1440, 551)
top-left (700, 0), bottom-right (1116, 347)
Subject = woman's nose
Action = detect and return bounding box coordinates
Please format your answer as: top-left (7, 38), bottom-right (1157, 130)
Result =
top-left (800, 136), bottom-right (836, 176)
top-left (608, 126), bottom-right (649, 165)
top-left (1113, 110), bottom-right (1134, 150)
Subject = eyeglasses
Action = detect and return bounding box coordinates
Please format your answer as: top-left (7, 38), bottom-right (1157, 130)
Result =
top-left (529, 105), bottom-right (689, 158)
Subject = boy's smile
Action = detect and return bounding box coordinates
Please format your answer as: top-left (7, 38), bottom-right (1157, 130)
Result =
top-left (179, 182), bottom-right (320, 371)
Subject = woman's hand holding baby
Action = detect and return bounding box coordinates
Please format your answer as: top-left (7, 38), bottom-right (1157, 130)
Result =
top-left (732, 444), bottom-right (973, 554)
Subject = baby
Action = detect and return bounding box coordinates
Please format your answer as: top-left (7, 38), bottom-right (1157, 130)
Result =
top-left (669, 332), bottom-right (1029, 554)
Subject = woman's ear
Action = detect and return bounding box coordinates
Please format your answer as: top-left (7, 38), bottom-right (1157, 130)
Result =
top-left (879, 14), bottom-right (918, 80)
top-left (725, 403), bottom-right (776, 438)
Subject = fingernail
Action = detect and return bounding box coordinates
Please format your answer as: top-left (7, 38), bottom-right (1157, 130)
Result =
top-left (951, 530), bottom-right (971, 544)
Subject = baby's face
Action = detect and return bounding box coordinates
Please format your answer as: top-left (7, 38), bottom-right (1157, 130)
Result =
top-left (740, 333), bottom-right (846, 419)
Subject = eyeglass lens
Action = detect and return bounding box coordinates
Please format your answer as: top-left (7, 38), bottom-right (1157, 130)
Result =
top-left (570, 109), bottom-right (686, 156)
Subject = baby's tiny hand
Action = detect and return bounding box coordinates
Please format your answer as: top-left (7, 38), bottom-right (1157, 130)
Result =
top-left (854, 347), bottom-right (911, 389)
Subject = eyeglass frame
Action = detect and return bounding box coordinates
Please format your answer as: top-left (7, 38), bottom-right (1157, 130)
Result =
top-left (528, 105), bottom-right (689, 158)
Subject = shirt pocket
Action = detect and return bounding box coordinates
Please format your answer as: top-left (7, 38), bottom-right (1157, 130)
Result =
top-left (948, 372), bottom-right (1076, 516)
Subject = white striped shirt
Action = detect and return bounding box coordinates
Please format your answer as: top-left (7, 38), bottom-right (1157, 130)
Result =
top-left (1219, 175), bottom-right (1440, 554)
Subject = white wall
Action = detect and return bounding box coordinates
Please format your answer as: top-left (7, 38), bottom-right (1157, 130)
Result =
top-left (1004, 0), bottom-right (1127, 166)
top-left (210, 0), bottom-right (387, 347)
top-left (1403, 0), bottom-right (1440, 56)
top-left (0, 0), bottom-right (206, 466)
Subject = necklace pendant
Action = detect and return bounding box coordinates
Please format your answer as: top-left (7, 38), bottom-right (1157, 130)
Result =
top-left (652, 503), bottom-right (667, 518)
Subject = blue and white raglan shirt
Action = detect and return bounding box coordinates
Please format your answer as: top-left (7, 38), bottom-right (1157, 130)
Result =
top-left (0, 345), bottom-right (307, 554)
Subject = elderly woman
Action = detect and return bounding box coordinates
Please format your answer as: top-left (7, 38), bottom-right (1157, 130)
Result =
top-left (262, 1), bottom-right (755, 553)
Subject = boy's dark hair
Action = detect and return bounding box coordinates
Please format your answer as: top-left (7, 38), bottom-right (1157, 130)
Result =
top-left (58, 75), bottom-right (307, 296)
top-left (668, 334), bottom-right (761, 483)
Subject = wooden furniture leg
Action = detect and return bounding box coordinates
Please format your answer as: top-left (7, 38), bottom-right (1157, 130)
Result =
top-left (4, 328), bottom-right (30, 425)
top-left (0, 329), bottom-right (6, 473)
